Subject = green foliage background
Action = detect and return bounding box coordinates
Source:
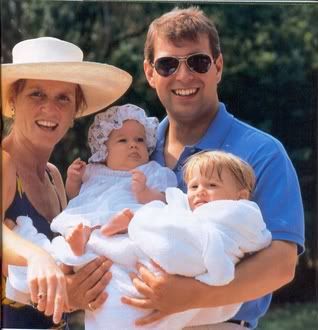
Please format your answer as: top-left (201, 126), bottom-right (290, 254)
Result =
top-left (1, 0), bottom-right (317, 304)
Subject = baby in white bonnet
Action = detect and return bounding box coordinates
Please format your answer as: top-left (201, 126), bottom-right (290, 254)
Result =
top-left (51, 103), bottom-right (177, 256)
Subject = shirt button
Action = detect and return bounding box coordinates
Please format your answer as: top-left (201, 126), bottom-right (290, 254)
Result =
top-left (177, 165), bottom-right (183, 171)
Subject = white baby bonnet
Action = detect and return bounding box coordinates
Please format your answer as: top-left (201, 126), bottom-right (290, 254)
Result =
top-left (88, 104), bottom-right (159, 163)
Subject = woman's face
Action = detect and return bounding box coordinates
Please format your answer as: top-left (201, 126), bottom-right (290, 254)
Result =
top-left (12, 79), bottom-right (77, 149)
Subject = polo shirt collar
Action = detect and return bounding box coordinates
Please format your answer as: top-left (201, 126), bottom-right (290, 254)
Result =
top-left (157, 102), bottom-right (234, 151)
top-left (195, 102), bottom-right (234, 151)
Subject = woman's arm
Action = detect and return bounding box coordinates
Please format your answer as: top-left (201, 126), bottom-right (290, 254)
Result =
top-left (3, 224), bottom-right (112, 319)
top-left (3, 224), bottom-right (69, 324)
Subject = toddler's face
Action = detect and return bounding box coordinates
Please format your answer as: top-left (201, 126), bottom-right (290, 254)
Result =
top-left (106, 120), bottom-right (149, 171)
top-left (187, 166), bottom-right (247, 210)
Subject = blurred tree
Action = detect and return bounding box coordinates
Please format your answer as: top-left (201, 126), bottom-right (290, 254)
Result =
top-left (1, 0), bottom-right (317, 303)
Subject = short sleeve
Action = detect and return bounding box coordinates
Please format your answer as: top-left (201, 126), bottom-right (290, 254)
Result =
top-left (251, 140), bottom-right (305, 254)
top-left (143, 161), bottom-right (178, 192)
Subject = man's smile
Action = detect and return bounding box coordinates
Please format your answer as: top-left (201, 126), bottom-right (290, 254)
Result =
top-left (172, 88), bottom-right (198, 96)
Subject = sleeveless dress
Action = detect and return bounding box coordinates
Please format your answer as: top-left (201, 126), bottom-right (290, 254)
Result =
top-left (1, 169), bottom-right (67, 329)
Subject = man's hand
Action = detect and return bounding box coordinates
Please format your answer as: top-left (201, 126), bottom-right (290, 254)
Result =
top-left (65, 257), bottom-right (112, 312)
top-left (121, 262), bottom-right (197, 325)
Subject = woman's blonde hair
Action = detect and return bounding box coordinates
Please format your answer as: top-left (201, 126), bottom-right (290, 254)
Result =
top-left (183, 150), bottom-right (256, 196)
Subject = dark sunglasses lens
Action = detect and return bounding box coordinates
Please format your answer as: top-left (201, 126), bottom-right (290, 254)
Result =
top-left (155, 57), bottom-right (180, 77)
top-left (187, 54), bottom-right (212, 73)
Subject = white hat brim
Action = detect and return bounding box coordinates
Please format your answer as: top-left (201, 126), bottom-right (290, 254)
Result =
top-left (1, 61), bottom-right (132, 118)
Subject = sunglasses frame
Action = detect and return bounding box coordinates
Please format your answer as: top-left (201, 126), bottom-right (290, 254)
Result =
top-left (152, 53), bottom-right (215, 77)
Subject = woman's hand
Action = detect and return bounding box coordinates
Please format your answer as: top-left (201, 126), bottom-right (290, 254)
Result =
top-left (65, 256), bottom-right (112, 312)
top-left (121, 262), bottom-right (198, 326)
top-left (27, 251), bottom-right (68, 324)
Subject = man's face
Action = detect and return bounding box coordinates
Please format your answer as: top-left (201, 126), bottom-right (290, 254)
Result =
top-left (144, 34), bottom-right (223, 124)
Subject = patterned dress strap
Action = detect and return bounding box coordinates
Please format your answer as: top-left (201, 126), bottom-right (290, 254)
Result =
top-left (16, 175), bottom-right (24, 198)
top-left (46, 166), bottom-right (63, 212)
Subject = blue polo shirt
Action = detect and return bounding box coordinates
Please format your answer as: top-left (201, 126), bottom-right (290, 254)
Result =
top-left (151, 102), bottom-right (305, 329)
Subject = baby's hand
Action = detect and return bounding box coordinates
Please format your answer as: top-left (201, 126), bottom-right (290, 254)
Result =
top-left (130, 169), bottom-right (147, 195)
top-left (67, 158), bottom-right (86, 184)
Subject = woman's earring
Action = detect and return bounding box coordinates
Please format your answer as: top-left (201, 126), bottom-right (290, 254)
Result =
top-left (11, 104), bottom-right (16, 120)
top-left (70, 118), bottom-right (74, 128)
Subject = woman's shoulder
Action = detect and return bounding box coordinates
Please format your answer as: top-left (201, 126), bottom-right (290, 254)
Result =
top-left (3, 149), bottom-right (16, 168)
top-left (46, 162), bottom-right (64, 184)
top-left (2, 150), bottom-right (18, 214)
top-left (2, 150), bottom-right (17, 185)
top-left (47, 162), bottom-right (67, 208)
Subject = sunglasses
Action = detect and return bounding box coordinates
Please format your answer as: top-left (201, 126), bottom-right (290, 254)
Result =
top-left (153, 53), bottom-right (214, 77)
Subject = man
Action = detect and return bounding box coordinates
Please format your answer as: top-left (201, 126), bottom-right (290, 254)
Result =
top-left (122, 7), bottom-right (304, 329)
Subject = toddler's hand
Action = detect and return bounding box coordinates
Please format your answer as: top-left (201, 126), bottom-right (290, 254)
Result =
top-left (67, 158), bottom-right (86, 184)
top-left (130, 169), bottom-right (147, 195)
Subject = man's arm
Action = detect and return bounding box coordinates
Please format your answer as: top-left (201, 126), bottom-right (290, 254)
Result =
top-left (122, 240), bottom-right (297, 325)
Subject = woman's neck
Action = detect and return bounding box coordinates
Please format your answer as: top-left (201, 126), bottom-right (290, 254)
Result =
top-left (3, 132), bottom-right (53, 181)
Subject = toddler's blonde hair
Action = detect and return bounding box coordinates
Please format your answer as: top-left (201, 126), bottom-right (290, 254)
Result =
top-left (183, 150), bottom-right (256, 197)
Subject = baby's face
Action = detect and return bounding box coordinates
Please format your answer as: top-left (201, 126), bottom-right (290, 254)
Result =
top-left (187, 166), bottom-right (245, 210)
top-left (106, 120), bottom-right (149, 171)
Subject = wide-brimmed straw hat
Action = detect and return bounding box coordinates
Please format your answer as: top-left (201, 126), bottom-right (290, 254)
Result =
top-left (1, 37), bottom-right (132, 118)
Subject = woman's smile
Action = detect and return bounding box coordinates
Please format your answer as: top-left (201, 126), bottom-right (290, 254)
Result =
top-left (35, 120), bottom-right (59, 131)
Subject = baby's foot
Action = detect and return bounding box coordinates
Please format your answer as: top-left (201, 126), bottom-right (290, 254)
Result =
top-left (101, 208), bottom-right (134, 236)
top-left (66, 223), bottom-right (91, 256)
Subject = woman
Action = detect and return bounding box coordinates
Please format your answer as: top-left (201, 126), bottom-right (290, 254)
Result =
top-left (2, 36), bottom-right (132, 329)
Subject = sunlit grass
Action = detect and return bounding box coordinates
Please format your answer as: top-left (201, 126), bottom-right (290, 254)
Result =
top-left (258, 302), bottom-right (317, 330)
top-left (68, 302), bottom-right (317, 329)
